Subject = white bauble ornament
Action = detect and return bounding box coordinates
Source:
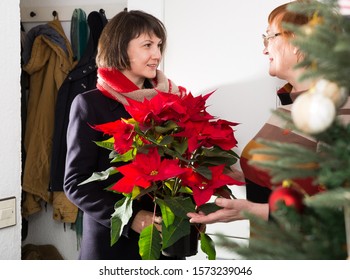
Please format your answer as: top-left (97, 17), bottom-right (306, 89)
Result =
top-left (314, 79), bottom-right (348, 108)
top-left (292, 92), bottom-right (336, 134)
top-left (338, 0), bottom-right (350, 16)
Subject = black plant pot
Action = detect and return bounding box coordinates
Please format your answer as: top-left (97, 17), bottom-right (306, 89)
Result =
top-left (162, 225), bottom-right (200, 258)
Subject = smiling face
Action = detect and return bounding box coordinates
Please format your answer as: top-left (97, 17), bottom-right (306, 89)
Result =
top-left (121, 32), bottom-right (163, 89)
top-left (263, 21), bottom-right (298, 81)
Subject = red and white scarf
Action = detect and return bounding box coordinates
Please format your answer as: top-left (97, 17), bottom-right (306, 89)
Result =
top-left (96, 67), bottom-right (179, 105)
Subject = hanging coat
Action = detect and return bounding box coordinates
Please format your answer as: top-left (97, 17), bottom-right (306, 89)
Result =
top-left (22, 19), bottom-right (77, 222)
top-left (50, 11), bottom-right (108, 192)
top-left (70, 8), bottom-right (89, 61)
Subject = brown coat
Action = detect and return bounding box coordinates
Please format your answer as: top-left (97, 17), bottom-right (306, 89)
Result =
top-left (22, 19), bottom-right (77, 222)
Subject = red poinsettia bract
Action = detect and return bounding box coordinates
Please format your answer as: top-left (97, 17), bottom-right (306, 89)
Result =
top-left (176, 119), bottom-right (238, 153)
top-left (178, 91), bottom-right (214, 123)
top-left (181, 165), bottom-right (244, 206)
top-left (111, 148), bottom-right (186, 193)
top-left (125, 91), bottom-right (187, 126)
top-left (92, 119), bottom-right (135, 154)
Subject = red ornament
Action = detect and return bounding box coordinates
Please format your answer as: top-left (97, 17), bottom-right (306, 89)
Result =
top-left (269, 186), bottom-right (304, 213)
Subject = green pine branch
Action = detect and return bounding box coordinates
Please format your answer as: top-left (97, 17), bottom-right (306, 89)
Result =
top-left (249, 139), bottom-right (320, 184)
top-left (287, 0), bottom-right (350, 89)
top-left (217, 205), bottom-right (347, 259)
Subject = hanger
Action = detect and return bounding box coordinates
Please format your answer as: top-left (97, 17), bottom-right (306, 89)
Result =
top-left (28, 10), bottom-right (58, 20)
top-left (52, 10), bottom-right (58, 20)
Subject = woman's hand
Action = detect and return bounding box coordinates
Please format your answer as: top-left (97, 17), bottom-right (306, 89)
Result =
top-left (131, 210), bottom-right (162, 233)
top-left (187, 198), bottom-right (269, 224)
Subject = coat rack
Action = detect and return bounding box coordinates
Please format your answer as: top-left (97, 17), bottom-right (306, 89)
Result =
top-left (20, 3), bottom-right (125, 22)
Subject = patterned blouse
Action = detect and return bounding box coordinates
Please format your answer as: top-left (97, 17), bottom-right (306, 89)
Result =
top-left (240, 83), bottom-right (350, 203)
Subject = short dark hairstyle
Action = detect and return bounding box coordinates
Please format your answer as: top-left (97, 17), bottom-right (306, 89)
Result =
top-left (96, 10), bottom-right (167, 69)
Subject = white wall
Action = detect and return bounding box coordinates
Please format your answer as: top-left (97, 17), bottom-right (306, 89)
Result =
top-left (15, 0), bottom-right (289, 260)
top-left (163, 0), bottom-right (287, 150)
top-left (0, 0), bottom-right (22, 260)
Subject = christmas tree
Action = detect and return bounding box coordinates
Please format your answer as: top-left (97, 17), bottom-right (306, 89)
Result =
top-left (220, 0), bottom-right (350, 259)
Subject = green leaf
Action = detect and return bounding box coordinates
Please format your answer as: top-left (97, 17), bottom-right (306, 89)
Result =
top-left (178, 186), bottom-right (193, 195)
top-left (155, 198), bottom-right (175, 227)
top-left (172, 139), bottom-right (188, 155)
top-left (139, 224), bottom-right (162, 260)
top-left (164, 196), bottom-right (196, 218)
top-left (110, 149), bottom-right (134, 163)
top-left (200, 232), bottom-right (216, 260)
top-left (205, 146), bottom-right (240, 158)
top-left (94, 138), bottom-right (115, 151)
top-left (162, 217), bottom-right (190, 249)
top-left (159, 135), bottom-right (174, 145)
top-left (196, 147), bottom-right (240, 167)
top-left (161, 146), bottom-right (191, 163)
top-left (200, 156), bottom-right (238, 167)
top-left (78, 167), bottom-right (118, 186)
top-left (110, 196), bottom-right (133, 246)
top-left (195, 166), bottom-right (212, 180)
top-left (155, 121), bottom-right (179, 134)
top-left (134, 183), bottom-right (158, 200)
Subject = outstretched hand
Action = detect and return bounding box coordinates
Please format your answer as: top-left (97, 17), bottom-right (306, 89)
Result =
top-left (187, 198), bottom-right (245, 224)
top-left (187, 198), bottom-right (269, 224)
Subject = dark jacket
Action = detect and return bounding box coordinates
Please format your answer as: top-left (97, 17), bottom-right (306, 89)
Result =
top-left (64, 89), bottom-right (181, 260)
top-left (50, 11), bottom-right (108, 192)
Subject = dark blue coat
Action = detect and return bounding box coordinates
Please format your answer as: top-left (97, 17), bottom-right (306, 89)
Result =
top-left (64, 89), bottom-right (180, 259)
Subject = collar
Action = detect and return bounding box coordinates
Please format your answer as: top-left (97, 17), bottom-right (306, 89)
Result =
top-left (277, 83), bottom-right (308, 105)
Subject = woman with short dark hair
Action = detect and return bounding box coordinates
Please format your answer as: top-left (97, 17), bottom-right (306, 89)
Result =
top-left (64, 9), bottom-right (181, 260)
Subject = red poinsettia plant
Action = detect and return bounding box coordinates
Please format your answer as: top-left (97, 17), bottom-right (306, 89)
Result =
top-left (82, 87), bottom-right (243, 260)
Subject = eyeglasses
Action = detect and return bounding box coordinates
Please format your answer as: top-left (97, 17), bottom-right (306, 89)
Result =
top-left (262, 33), bottom-right (282, 47)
